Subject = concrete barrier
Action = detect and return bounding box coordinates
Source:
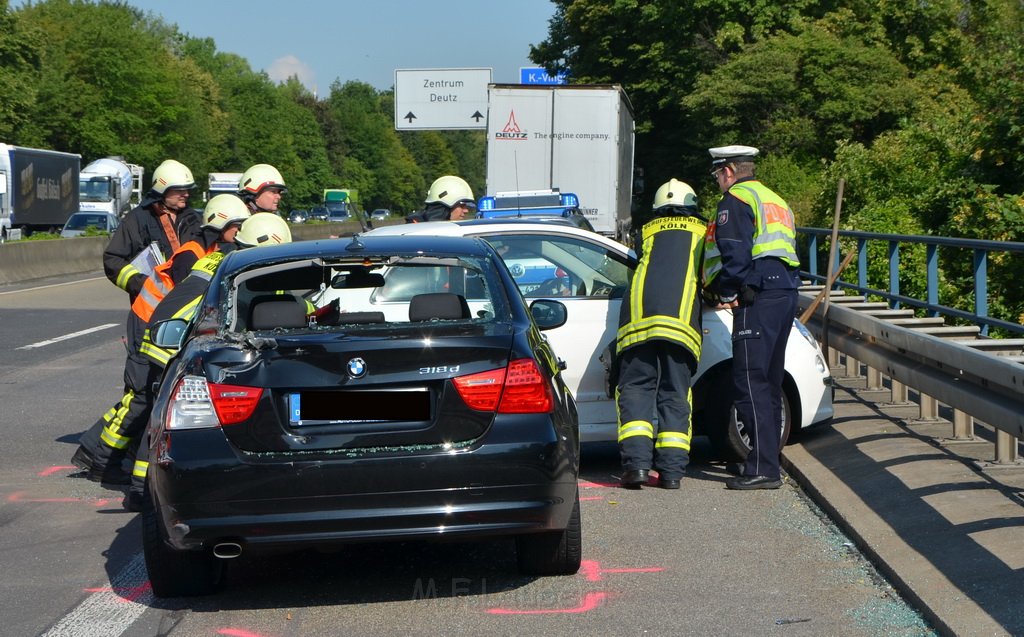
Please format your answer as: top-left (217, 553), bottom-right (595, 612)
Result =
top-left (0, 220), bottom-right (404, 286)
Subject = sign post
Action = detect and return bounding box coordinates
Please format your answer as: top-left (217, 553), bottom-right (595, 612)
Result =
top-left (394, 68), bottom-right (492, 130)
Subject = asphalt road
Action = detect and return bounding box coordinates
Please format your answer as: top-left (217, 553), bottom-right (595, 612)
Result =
top-left (0, 274), bottom-right (935, 637)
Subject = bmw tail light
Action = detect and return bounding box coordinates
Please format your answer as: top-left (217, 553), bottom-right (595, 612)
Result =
top-left (208, 382), bottom-right (263, 425)
top-left (167, 375), bottom-right (263, 429)
top-left (453, 367), bottom-right (505, 411)
top-left (499, 358), bottom-right (553, 413)
top-left (453, 359), bottom-right (553, 414)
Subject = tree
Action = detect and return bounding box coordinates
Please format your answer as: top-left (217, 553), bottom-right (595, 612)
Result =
top-left (0, 0), bottom-right (42, 140)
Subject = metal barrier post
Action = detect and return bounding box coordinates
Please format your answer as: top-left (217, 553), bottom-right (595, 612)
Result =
top-left (890, 378), bottom-right (909, 404)
top-left (845, 354), bottom-right (860, 378)
top-left (950, 410), bottom-right (975, 441)
top-left (919, 393), bottom-right (939, 420)
top-left (866, 365), bottom-right (883, 390)
top-left (994, 430), bottom-right (1020, 464)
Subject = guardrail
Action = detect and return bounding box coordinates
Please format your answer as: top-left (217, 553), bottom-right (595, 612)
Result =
top-left (799, 227), bottom-right (1024, 337)
top-left (798, 289), bottom-right (1024, 468)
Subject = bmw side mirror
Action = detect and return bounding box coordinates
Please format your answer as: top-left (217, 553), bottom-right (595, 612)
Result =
top-left (152, 318), bottom-right (189, 349)
top-left (529, 299), bottom-right (568, 330)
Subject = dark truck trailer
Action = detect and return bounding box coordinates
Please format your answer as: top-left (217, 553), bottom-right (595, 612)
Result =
top-left (0, 143), bottom-right (81, 238)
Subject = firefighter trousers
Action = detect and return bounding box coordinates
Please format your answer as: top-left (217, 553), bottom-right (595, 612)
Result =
top-left (72, 311), bottom-right (157, 479)
top-left (616, 341), bottom-right (694, 480)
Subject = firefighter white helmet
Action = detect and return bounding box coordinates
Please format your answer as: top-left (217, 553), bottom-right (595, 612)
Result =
top-left (151, 159), bottom-right (196, 194)
top-left (239, 164), bottom-right (287, 196)
top-left (653, 179), bottom-right (697, 210)
top-left (202, 194), bottom-right (251, 231)
top-left (235, 212), bottom-right (292, 247)
top-left (424, 175), bottom-right (476, 209)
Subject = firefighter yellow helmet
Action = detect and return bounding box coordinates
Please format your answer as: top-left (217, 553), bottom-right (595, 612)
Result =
top-left (653, 179), bottom-right (697, 210)
top-left (151, 159), bottom-right (196, 194)
top-left (235, 212), bottom-right (292, 248)
top-left (202, 194), bottom-right (251, 231)
top-left (425, 175), bottom-right (475, 209)
top-left (239, 164), bottom-right (287, 196)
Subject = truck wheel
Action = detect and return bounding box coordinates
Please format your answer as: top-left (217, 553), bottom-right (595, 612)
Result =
top-left (516, 489), bottom-right (581, 576)
top-left (142, 488), bottom-right (225, 597)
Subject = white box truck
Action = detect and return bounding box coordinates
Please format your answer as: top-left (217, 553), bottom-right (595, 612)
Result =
top-left (0, 143), bottom-right (80, 239)
top-left (79, 157), bottom-right (143, 217)
top-left (485, 84), bottom-right (635, 239)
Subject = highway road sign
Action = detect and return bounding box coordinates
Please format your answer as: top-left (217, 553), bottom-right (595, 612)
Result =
top-left (394, 68), bottom-right (492, 130)
top-left (520, 67), bottom-right (570, 85)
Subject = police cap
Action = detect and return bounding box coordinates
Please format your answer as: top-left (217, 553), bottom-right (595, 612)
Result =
top-left (709, 145), bottom-right (759, 166)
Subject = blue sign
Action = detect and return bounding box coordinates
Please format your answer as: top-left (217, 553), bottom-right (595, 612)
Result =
top-left (519, 67), bottom-right (569, 85)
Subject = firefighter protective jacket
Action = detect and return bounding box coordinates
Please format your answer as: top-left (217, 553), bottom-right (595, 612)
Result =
top-left (616, 214), bottom-right (706, 366)
top-left (103, 204), bottom-right (201, 300)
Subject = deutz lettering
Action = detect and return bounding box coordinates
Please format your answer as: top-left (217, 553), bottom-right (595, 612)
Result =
top-left (495, 132), bottom-right (528, 140)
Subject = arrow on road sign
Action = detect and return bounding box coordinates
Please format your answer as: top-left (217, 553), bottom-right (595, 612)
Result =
top-left (471, 111), bottom-right (484, 122)
top-left (404, 112), bottom-right (417, 123)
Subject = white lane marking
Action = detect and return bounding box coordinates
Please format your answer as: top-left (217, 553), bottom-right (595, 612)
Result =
top-left (17, 324), bottom-right (119, 350)
top-left (0, 276), bottom-right (106, 296)
top-left (41, 552), bottom-right (153, 637)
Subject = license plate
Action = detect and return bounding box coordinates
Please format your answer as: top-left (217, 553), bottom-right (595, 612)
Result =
top-left (288, 389), bottom-right (430, 425)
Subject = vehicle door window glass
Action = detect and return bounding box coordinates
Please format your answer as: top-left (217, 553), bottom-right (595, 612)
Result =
top-left (482, 234), bottom-right (631, 298)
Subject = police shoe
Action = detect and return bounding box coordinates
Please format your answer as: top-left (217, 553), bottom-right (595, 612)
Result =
top-left (726, 475), bottom-right (783, 490)
top-left (657, 476), bottom-right (681, 490)
top-left (620, 469), bottom-right (650, 489)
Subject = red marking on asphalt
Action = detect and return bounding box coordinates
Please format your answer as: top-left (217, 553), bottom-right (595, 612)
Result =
top-left (39, 465), bottom-right (76, 476)
top-left (486, 591), bottom-right (607, 614)
top-left (218, 629), bottom-right (270, 637)
top-left (83, 580), bottom-right (152, 602)
top-left (7, 491), bottom-right (112, 506)
top-left (578, 479), bottom-right (616, 488)
top-left (580, 559), bottom-right (664, 582)
top-left (580, 495), bottom-right (604, 501)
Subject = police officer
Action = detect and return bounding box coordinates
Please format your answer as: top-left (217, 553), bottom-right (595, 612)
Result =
top-left (238, 164), bottom-right (287, 214)
top-left (703, 145), bottom-right (801, 490)
top-left (406, 175), bottom-right (476, 222)
top-left (123, 212), bottom-right (293, 510)
top-left (71, 195), bottom-right (251, 490)
top-left (102, 159), bottom-right (202, 302)
top-left (616, 179), bottom-right (706, 489)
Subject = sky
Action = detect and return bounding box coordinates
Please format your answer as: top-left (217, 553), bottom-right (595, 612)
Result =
top-left (119, 0), bottom-right (560, 95)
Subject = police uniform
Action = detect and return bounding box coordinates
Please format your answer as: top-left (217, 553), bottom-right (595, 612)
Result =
top-left (616, 190), bottom-right (705, 489)
top-left (703, 145), bottom-right (800, 488)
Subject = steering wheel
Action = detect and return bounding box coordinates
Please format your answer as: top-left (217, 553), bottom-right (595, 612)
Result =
top-left (532, 277), bottom-right (572, 297)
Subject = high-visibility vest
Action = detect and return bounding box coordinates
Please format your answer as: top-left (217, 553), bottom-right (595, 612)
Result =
top-left (616, 215), bottom-right (705, 360)
top-left (703, 180), bottom-right (799, 285)
top-left (130, 241), bottom-right (209, 323)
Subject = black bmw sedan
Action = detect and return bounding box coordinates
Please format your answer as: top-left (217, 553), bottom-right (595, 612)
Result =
top-left (143, 234), bottom-right (581, 597)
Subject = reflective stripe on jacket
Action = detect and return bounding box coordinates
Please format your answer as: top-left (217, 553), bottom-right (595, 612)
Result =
top-left (131, 241), bottom-right (208, 323)
top-left (616, 215), bottom-right (705, 361)
top-left (703, 180), bottom-right (799, 285)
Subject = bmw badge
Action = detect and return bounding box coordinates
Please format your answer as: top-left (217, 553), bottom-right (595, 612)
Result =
top-left (347, 357), bottom-right (367, 378)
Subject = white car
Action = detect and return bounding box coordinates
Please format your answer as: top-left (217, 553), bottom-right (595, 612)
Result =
top-left (364, 219), bottom-right (834, 459)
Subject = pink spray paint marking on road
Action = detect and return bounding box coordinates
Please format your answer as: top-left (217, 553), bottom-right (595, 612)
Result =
top-left (83, 580), bottom-right (152, 603)
top-left (579, 559), bottom-right (664, 582)
top-left (218, 629), bottom-right (271, 637)
top-left (39, 465), bottom-right (76, 476)
top-left (7, 491), bottom-right (112, 507)
top-left (486, 591), bottom-right (608, 615)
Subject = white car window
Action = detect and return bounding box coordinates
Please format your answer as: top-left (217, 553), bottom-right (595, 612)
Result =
top-left (481, 233), bottom-right (631, 299)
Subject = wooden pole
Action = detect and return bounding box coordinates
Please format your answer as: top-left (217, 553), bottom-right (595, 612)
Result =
top-left (820, 179), bottom-right (845, 358)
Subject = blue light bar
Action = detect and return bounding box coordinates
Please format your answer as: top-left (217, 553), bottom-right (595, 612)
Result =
top-left (560, 192), bottom-right (579, 208)
top-left (478, 196), bottom-right (496, 211)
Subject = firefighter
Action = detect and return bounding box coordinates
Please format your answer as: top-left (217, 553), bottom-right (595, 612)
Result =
top-left (703, 145), bottom-right (801, 490)
top-left (238, 163), bottom-right (287, 214)
top-left (405, 175), bottom-right (476, 222)
top-left (616, 179), bottom-right (706, 489)
top-left (71, 195), bottom-right (251, 489)
top-left (122, 213), bottom-right (293, 511)
top-left (103, 159), bottom-right (202, 303)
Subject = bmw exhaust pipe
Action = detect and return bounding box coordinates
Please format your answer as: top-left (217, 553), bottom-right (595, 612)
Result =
top-left (212, 542), bottom-right (243, 559)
